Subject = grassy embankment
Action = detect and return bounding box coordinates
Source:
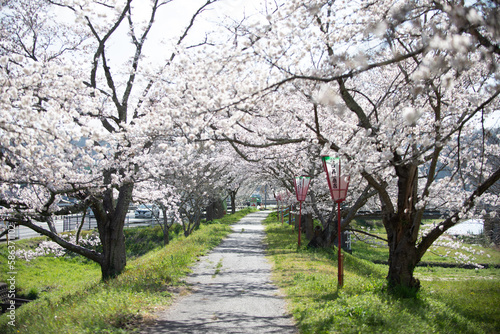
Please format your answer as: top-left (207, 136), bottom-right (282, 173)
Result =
top-left (0, 208), bottom-right (256, 334)
top-left (264, 211), bottom-right (500, 334)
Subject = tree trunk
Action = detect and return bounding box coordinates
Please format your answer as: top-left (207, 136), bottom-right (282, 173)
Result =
top-left (484, 207), bottom-right (500, 245)
top-left (307, 218), bottom-right (337, 248)
top-left (182, 209), bottom-right (202, 237)
top-left (386, 245), bottom-right (420, 292)
top-left (163, 223), bottom-right (170, 246)
top-left (206, 197), bottom-right (225, 221)
top-left (382, 162), bottom-right (421, 293)
top-left (230, 190), bottom-right (236, 214)
top-left (305, 214), bottom-right (314, 240)
top-left (99, 221), bottom-right (127, 280)
top-left (385, 214), bottom-right (421, 292)
top-left (95, 182), bottom-right (133, 281)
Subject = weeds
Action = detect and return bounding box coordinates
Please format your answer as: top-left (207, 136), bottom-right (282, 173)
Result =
top-left (212, 258), bottom-right (223, 278)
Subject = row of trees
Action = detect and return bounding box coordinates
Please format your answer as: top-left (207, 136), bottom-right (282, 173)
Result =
top-left (1, 0), bottom-right (499, 292)
top-left (0, 0), bottom-right (245, 279)
top-left (195, 0), bottom-right (500, 291)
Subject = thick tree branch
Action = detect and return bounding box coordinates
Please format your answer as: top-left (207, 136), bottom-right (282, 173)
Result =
top-left (417, 166), bottom-right (500, 261)
top-left (337, 78), bottom-right (373, 130)
top-left (15, 218), bottom-right (103, 264)
top-left (342, 184), bottom-right (378, 228)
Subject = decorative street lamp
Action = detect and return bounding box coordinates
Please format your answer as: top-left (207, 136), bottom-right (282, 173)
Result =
top-left (293, 175), bottom-right (311, 248)
top-left (322, 156), bottom-right (350, 287)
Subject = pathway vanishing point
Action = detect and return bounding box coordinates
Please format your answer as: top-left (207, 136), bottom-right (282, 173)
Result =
top-left (141, 210), bottom-right (298, 334)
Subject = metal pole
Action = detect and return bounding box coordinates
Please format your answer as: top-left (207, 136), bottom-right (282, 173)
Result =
top-left (337, 201), bottom-right (343, 287)
top-left (298, 201), bottom-right (302, 247)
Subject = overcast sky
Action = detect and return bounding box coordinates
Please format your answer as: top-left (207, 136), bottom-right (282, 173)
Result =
top-left (103, 0), bottom-right (265, 76)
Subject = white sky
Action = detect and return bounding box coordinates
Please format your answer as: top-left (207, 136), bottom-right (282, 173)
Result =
top-left (130, 1), bottom-right (262, 48)
top-left (484, 112), bottom-right (500, 129)
top-left (105, 0), bottom-right (265, 76)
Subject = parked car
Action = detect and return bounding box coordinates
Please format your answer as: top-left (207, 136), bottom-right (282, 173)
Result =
top-left (134, 204), bottom-right (159, 219)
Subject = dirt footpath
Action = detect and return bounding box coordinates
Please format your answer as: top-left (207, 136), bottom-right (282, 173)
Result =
top-left (141, 210), bottom-right (298, 334)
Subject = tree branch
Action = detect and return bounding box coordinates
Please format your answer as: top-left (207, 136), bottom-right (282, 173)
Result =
top-left (15, 218), bottom-right (103, 264)
top-left (417, 166), bottom-right (500, 261)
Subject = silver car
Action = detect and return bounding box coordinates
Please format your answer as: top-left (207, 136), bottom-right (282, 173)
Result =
top-left (134, 204), bottom-right (159, 218)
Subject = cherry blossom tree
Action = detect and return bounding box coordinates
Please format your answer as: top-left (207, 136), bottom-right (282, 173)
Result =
top-left (133, 179), bottom-right (181, 246)
top-left (0, 0), bottom-right (220, 280)
top-left (1, 0), bottom-right (498, 295)
top-left (167, 146), bottom-right (232, 236)
top-left (179, 0), bottom-right (500, 292)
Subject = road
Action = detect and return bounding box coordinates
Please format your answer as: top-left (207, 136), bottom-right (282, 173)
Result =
top-left (140, 210), bottom-right (297, 334)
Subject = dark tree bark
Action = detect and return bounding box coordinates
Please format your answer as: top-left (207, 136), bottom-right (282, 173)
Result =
top-left (206, 197), bottom-right (225, 222)
top-left (95, 182), bottom-right (133, 280)
top-left (484, 213), bottom-right (500, 246)
top-left (11, 176), bottom-right (135, 281)
top-left (307, 217), bottom-right (337, 249)
top-left (180, 204), bottom-right (203, 237)
top-left (305, 214), bottom-right (314, 240)
top-left (383, 165), bottom-right (500, 292)
top-left (381, 162), bottom-right (421, 291)
top-left (230, 190), bottom-right (236, 214)
top-left (160, 207), bottom-right (171, 246)
top-left (98, 220), bottom-right (127, 280)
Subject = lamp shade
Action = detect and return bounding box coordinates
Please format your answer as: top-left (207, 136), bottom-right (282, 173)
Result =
top-left (294, 175), bottom-right (311, 202)
top-left (322, 156), bottom-right (350, 203)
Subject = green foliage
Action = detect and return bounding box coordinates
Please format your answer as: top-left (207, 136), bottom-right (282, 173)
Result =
top-left (264, 219), bottom-right (500, 334)
top-left (123, 225), bottom-right (166, 258)
top-left (0, 209), bottom-right (253, 333)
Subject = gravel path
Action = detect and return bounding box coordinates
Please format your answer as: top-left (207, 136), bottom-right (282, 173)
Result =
top-left (141, 210), bottom-right (298, 334)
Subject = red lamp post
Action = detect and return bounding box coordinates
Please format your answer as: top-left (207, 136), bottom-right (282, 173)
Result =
top-left (322, 156), bottom-right (350, 287)
top-left (293, 175), bottom-right (311, 248)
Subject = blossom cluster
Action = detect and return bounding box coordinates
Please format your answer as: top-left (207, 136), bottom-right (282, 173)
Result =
top-left (15, 233), bottom-right (101, 262)
top-left (431, 235), bottom-right (490, 269)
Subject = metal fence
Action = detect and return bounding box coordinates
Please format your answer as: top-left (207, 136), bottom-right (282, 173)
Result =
top-left (62, 214), bottom-right (162, 232)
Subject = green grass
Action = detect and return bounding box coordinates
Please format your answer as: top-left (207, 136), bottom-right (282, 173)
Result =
top-left (264, 212), bottom-right (500, 334)
top-left (123, 223), bottom-right (183, 258)
top-left (0, 208), bottom-right (256, 333)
